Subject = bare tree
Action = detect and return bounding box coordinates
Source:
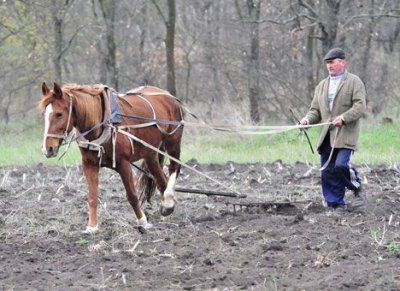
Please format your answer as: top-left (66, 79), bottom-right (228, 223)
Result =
top-left (0, 0), bottom-right (399, 125)
top-left (97, 0), bottom-right (118, 89)
top-left (151, 0), bottom-right (177, 96)
top-left (204, 1), bottom-right (224, 107)
top-left (246, 0), bottom-right (261, 123)
top-left (49, 0), bottom-right (75, 82)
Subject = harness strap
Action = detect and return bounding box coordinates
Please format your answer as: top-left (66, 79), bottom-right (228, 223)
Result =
top-left (117, 128), bottom-right (243, 196)
top-left (76, 126), bottom-right (111, 152)
top-left (111, 125), bottom-right (118, 168)
top-left (119, 122), bottom-right (158, 130)
top-left (116, 113), bottom-right (331, 135)
top-left (319, 127), bottom-right (340, 172)
top-left (75, 88), bottom-right (114, 165)
top-left (132, 93), bottom-right (182, 136)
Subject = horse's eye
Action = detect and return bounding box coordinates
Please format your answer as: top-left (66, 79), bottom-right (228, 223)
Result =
top-left (55, 113), bottom-right (63, 119)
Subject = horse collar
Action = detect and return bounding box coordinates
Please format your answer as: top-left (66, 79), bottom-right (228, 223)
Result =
top-left (76, 88), bottom-right (114, 152)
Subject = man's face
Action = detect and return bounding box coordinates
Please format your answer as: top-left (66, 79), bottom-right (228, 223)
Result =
top-left (325, 59), bottom-right (346, 76)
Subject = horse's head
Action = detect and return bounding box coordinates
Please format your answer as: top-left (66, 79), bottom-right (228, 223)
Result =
top-left (40, 82), bottom-right (74, 158)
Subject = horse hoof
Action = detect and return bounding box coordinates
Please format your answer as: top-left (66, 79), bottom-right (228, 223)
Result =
top-left (138, 220), bottom-right (153, 233)
top-left (138, 226), bottom-right (147, 234)
top-left (82, 225), bottom-right (99, 234)
top-left (139, 222), bottom-right (153, 229)
top-left (160, 205), bottom-right (175, 216)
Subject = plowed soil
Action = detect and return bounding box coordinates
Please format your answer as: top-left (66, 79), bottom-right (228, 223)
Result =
top-left (1, 161), bottom-right (400, 290)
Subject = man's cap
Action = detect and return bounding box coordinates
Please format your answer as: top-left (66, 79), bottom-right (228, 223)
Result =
top-left (323, 48), bottom-right (346, 61)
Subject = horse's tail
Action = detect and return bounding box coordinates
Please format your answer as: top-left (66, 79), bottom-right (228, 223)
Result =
top-left (137, 144), bottom-right (166, 206)
top-left (137, 165), bottom-right (155, 206)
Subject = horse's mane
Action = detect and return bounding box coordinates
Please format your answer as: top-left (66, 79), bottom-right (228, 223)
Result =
top-left (62, 83), bottom-right (104, 97)
top-left (39, 92), bottom-right (55, 112)
top-left (39, 83), bottom-right (104, 110)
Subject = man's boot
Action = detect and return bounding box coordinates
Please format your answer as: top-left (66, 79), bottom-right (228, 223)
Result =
top-left (351, 185), bottom-right (366, 211)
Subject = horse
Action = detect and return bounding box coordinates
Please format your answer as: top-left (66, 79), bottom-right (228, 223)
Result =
top-left (39, 82), bottom-right (184, 233)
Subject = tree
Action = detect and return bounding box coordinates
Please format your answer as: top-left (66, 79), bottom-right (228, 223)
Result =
top-left (151, 0), bottom-right (177, 96)
top-left (246, 0), bottom-right (261, 123)
top-left (0, 0), bottom-right (399, 125)
top-left (49, 0), bottom-right (75, 83)
top-left (97, 0), bottom-right (118, 89)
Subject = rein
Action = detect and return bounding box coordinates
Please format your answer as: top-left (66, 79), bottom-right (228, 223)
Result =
top-left (51, 86), bottom-right (336, 177)
top-left (114, 111), bottom-right (333, 135)
top-left (319, 126), bottom-right (340, 172)
top-left (117, 127), bottom-right (243, 195)
top-left (52, 87), bottom-right (334, 148)
top-left (46, 85), bottom-right (340, 194)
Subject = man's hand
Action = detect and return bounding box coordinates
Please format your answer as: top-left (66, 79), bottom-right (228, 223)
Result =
top-left (333, 116), bottom-right (345, 127)
top-left (297, 118), bottom-right (308, 131)
top-left (296, 118), bottom-right (315, 154)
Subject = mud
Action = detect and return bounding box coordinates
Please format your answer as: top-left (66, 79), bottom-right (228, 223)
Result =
top-left (1, 161), bottom-right (400, 290)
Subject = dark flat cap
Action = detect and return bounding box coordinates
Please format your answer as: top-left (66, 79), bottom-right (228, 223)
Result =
top-left (323, 48), bottom-right (346, 61)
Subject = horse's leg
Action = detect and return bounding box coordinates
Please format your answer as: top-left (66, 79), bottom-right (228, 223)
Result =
top-left (145, 154), bottom-right (174, 216)
top-left (117, 160), bottom-right (152, 229)
top-left (82, 161), bottom-right (100, 233)
top-left (161, 134), bottom-right (182, 216)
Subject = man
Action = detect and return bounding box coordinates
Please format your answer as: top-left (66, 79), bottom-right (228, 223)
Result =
top-left (299, 48), bottom-right (367, 214)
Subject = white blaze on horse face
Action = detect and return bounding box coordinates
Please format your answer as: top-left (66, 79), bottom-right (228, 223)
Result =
top-left (42, 104), bottom-right (53, 153)
top-left (163, 172), bottom-right (177, 209)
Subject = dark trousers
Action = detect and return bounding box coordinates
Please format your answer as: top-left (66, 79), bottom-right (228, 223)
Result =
top-left (320, 133), bottom-right (361, 207)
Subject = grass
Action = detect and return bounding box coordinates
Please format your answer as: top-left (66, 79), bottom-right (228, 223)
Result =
top-left (386, 241), bottom-right (400, 255)
top-left (0, 121), bottom-right (80, 166)
top-left (0, 118), bottom-right (399, 167)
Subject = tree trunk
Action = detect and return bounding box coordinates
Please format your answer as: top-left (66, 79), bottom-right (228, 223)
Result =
top-left (165, 0), bottom-right (176, 96)
top-left (247, 0), bottom-right (261, 123)
top-left (98, 0), bottom-right (118, 90)
top-left (139, 3), bottom-right (148, 84)
top-left (360, 0), bottom-right (376, 84)
top-left (320, 0), bottom-right (341, 51)
top-left (52, 16), bottom-right (63, 83)
top-left (306, 24), bottom-right (316, 102)
top-left (205, 1), bottom-right (223, 107)
top-left (151, 0), bottom-right (177, 95)
top-left (49, 0), bottom-right (75, 83)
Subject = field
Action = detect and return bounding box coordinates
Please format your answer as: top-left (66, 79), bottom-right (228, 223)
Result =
top-left (1, 161), bottom-right (400, 290)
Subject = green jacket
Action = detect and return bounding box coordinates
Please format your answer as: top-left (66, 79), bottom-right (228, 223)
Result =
top-left (304, 71), bottom-right (366, 152)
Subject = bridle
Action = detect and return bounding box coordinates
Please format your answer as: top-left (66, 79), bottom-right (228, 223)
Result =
top-left (44, 94), bottom-right (74, 145)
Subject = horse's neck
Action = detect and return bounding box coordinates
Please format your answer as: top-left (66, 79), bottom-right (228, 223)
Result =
top-left (73, 94), bottom-right (104, 139)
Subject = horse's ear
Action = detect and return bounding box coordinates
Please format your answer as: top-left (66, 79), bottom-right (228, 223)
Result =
top-left (53, 82), bottom-right (63, 99)
top-left (42, 82), bottom-right (50, 96)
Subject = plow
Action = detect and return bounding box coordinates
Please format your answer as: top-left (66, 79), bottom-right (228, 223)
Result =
top-left (174, 186), bottom-right (313, 213)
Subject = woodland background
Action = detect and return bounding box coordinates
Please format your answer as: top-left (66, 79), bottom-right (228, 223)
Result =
top-left (0, 0), bottom-right (399, 126)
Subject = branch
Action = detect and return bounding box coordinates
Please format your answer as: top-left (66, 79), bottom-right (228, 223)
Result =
top-left (234, 0), bottom-right (243, 20)
top-left (59, 24), bottom-right (87, 59)
top-left (343, 13), bottom-right (400, 27)
top-left (150, 0), bottom-right (167, 27)
top-left (290, 21), bottom-right (319, 34)
top-left (253, 13), bottom-right (317, 25)
top-left (298, 0), bottom-right (318, 18)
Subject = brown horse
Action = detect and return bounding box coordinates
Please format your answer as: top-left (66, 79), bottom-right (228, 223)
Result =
top-left (39, 82), bottom-right (184, 233)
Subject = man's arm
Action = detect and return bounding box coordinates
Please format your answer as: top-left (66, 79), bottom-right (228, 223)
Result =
top-left (341, 76), bottom-right (367, 123)
top-left (301, 85), bottom-right (322, 125)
